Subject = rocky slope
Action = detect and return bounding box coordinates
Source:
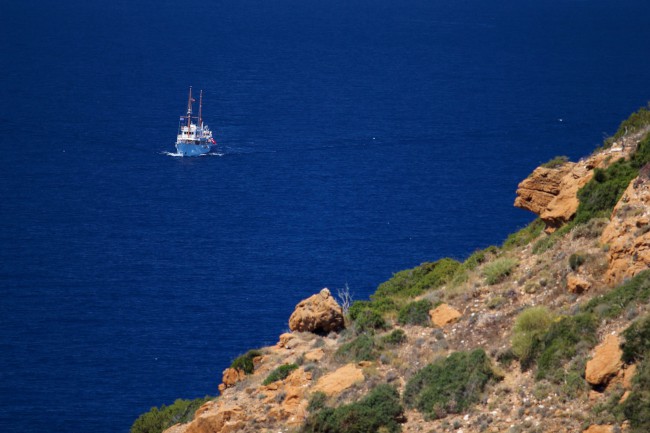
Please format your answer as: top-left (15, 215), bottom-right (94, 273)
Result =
top-left (136, 109), bottom-right (650, 433)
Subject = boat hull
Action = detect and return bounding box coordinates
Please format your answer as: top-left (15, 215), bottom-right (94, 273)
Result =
top-left (175, 141), bottom-right (212, 157)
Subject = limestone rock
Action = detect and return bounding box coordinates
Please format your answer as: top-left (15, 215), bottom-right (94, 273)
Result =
top-left (219, 368), bottom-right (246, 394)
top-left (184, 404), bottom-right (247, 433)
top-left (304, 348), bottom-right (325, 362)
top-left (623, 364), bottom-right (637, 389)
top-left (312, 363), bottom-right (364, 396)
top-left (515, 146), bottom-right (632, 232)
top-left (429, 303), bottom-right (462, 327)
top-left (586, 334), bottom-right (623, 386)
top-left (277, 333), bottom-right (296, 348)
top-left (288, 288), bottom-right (344, 334)
top-left (582, 425), bottom-right (614, 433)
top-left (567, 274), bottom-right (591, 294)
top-left (600, 175), bottom-right (650, 285)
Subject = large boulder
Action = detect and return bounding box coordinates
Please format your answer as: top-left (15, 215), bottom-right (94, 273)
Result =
top-left (312, 363), bottom-right (364, 396)
top-left (600, 174), bottom-right (650, 285)
top-left (288, 288), bottom-right (344, 334)
top-left (586, 334), bottom-right (623, 386)
top-left (429, 303), bottom-right (462, 327)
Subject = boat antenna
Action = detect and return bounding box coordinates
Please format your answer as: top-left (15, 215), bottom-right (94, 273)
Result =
top-left (198, 90), bottom-right (203, 128)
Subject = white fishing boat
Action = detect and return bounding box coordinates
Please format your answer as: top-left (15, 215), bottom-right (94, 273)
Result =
top-left (175, 87), bottom-right (216, 156)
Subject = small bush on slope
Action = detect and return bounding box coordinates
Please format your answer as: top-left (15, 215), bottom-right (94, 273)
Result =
top-left (502, 219), bottom-right (545, 250)
top-left (301, 384), bottom-right (404, 433)
top-left (584, 270), bottom-right (650, 319)
top-left (335, 334), bottom-right (378, 362)
top-left (541, 155), bottom-right (570, 169)
top-left (621, 314), bottom-right (650, 364)
top-left (373, 258), bottom-right (461, 299)
top-left (230, 349), bottom-right (262, 374)
top-left (403, 349), bottom-right (499, 420)
top-left (574, 132), bottom-right (650, 225)
top-left (608, 103), bottom-right (650, 143)
top-left (263, 363), bottom-right (299, 385)
top-left (353, 308), bottom-right (387, 333)
top-left (131, 396), bottom-right (212, 433)
top-left (397, 299), bottom-right (433, 326)
top-left (482, 258), bottom-right (517, 285)
top-left (511, 307), bottom-right (554, 368)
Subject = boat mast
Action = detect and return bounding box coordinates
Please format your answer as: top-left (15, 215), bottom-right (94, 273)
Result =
top-left (198, 90), bottom-right (203, 128)
top-left (186, 86), bottom-right (193, 130)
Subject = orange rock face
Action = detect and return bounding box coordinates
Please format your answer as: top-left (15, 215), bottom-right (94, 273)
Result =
top-left (515, 148), bottom-right (632, 232)
top-left (288, 288), bottom-right (344, 334)
top-left (184, 404), bottom-right (246, 433)
top-left (600, 175), bottom-right (650, 285)
top-left (566, 274), bottom-right (591, 294)
top-left (585, 334), bottom-right (623, 386)
top-left (218, 368), bottom-right (246, 394)
top-left (582, 425), bottom-right (614, 433)
top-left (429, 303), bottom-right (462, 327)
top-left (312, 363), bottom-right (364, 396)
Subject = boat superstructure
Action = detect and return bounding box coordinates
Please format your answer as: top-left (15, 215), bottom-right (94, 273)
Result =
top-left (175, 87), bottom-right (216, 156)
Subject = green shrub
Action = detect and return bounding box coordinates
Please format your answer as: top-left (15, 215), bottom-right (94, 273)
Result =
top-left (131, 396), bottom-right (213, 433)
top-left (511, 307), bottom-right (554, 368)
top-left (354, 309), bottom-right (387, 333)
top-left (397, 299), bottom-right (433, 326)
top-left (574, 134), bottom-right (650, 225)
top-left (621, 314), bottom-right (650, 363)
top-left (532, 224), bottom-right (571, 255)
top-left (610, 104), bottom-right (650, 142)
top-left (301, 384), bottom-right (404, 433)
top-left (381, 329), bottom-right (407, 346)
top-left (535, 313), bottom-right (598, 381)
top-left (482, 258), bottom-right (517, 285)
top-left (541, 156), bottom-right (570, 169)
top-left (230, 349), bottom-right (262, 374)
top-left (263, 363), bottom-right (299, 385)
top-left (403, 349), bottom-right (498, 419)
top-left (307, 391), bottom-right (327, 412)
top-left (335, 334), bottom-right (378, 362)
top-left (620, 356), bottom-right (650, 433)
top-left (373, 258), bottom-right (461, 299)
top-left (502, 220), bottom-right (545, 250)
top-left (584, 270), bottom-right (650, 319)
top-left (569, 253), bottom-right (586, 271)
top-left (462, 246), bottom-right (499, 271)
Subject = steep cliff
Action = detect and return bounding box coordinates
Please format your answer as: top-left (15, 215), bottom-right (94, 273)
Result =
top-left (133, 107), bottom-right (650, 433)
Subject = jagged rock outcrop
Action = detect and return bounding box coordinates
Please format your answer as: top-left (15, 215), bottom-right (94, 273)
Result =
top-left (585, 334), bottom-right (623, 386)
top-left (600, 173), bottom-right (650, 285)
top-left (429, 303), bottom-right (462, 327)
top-left (515, 148), bottom-right (632, 232)
top-left (288, 288), bottom-right (344, 334)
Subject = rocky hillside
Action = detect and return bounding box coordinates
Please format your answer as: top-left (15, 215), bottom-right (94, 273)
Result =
top-left (132, 106), bottom-right (650, 433)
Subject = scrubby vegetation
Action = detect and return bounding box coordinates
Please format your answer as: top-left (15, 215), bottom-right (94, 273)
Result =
top-left (335, 334), bottom-right (378, 362)
top-left (263, 363), bottom-right (299, 385)
top-left (575, 133), bottom-right (650, 225)
top-left (373, 258), bottom-right (461, 300)
top-left (397, 299), bottom-right (433, 326)
top-left (541, 155), bottom-right (570, 169)
top-left (511, 307), bottom-right (554, 368)
top-left (381, 329), bottom-right (407, 346)
top-left (621, 314), bottom-right (650, 363)
top-left (130, 396), bottom-right (212, 433)
top-left (482, 258), bottom-right (517, 285)
top-left (230, 349), bottom-right (263, 374)
top-left (502, 219), bottom-right (545, 250)
top-left (584, 270), bottom-right (650, 319)
top-left (353, 308), bottom-right (387, 333)
top-left (620, 356), bottom-right (650, 433)
top-left (301, 384), bottom-right (404, 433)
top-left (403, 349), bottom-right (499, 419)
top-left (606, 103), bottom-right (650, 144)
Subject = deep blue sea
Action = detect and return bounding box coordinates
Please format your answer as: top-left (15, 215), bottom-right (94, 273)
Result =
top-left (1, 0), bottom-right (649, 431)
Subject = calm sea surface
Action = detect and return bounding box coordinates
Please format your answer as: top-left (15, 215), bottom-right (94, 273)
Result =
top-left (1, 0), bottom-right (649, 431)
